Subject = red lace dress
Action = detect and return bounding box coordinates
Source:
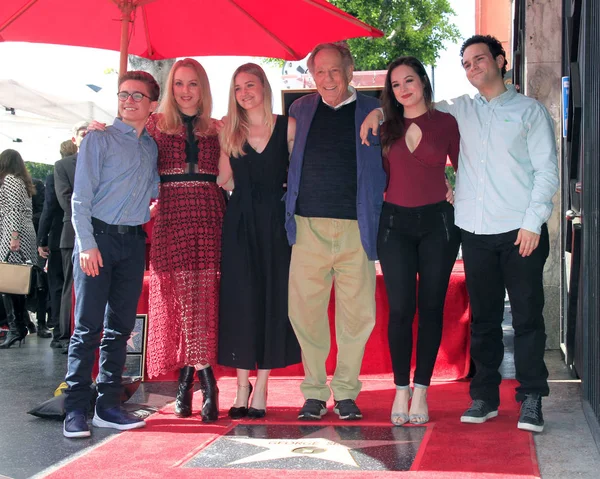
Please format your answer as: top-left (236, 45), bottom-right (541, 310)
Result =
top-left (145, 114), bottom-right (226, 378)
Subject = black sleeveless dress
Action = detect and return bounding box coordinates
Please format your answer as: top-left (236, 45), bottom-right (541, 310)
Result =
top-left (218, 115), bottom-right (301, 370)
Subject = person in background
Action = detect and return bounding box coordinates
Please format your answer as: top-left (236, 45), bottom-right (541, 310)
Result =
top-left (217, 63), bottom-right (301, 420)
top-left (54, 122), bottom-right (88, 351)
top-left (29, 176), bottom-right (51, 338)
top-left (376, 56), bottom-right (460, 426)
top-left (0, 149), bottom-right (38, 349)
top-left (38, 140), bottom-right (78, 347)
top-left (63, 71), bottom-right (159, 438)
top-left (360, 35), bottom-right (559, 433)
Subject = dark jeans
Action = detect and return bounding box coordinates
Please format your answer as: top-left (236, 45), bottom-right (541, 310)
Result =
top-left (461, 224), bottom-right (550, 406)
top-left (47, 248), bottom-right (64, 332)
top-left (64, 231), bottom-right (146, 412)
top-left (377, 201), bottom-right (460, 387)
top-left (58, 247), bottom-right (74, 341)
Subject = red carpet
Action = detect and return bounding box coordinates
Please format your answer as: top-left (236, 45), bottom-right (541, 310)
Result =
top-left (41, 378), bottom-right (539, 478)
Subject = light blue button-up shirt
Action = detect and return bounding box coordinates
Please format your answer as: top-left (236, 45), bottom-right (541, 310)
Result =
top-left (436, 86), bottom-right (559, 235)
top-left (72, 118), bottom-right (159, 251)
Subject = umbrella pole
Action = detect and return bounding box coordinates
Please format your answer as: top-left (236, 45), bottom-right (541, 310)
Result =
top-left (119, 3), bottom-right (134, 79)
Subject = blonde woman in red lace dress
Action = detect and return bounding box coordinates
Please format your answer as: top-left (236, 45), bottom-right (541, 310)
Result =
top-left (145, 59), bottom-right (226, 422)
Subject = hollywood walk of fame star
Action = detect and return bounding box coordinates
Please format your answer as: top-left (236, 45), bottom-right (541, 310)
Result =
top-left (226, 426), bottom-right (418, 468)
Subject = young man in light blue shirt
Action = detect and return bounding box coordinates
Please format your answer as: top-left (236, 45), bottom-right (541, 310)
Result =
top-left (361, 35), bottom-right (559, 433)
top-left (63, 71), bottom-right (160, 438)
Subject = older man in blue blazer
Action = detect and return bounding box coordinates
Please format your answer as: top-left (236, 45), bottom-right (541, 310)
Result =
top-left (285, 42), bottom-right (386, 421)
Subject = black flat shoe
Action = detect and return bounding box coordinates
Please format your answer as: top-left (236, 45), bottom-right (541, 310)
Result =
top-left (228, 383), bottom-right (252, 420)
top-left (228, 406), bottom-right (249, 419)
top-left (247, 407), bottom-right (266, 419)
top-left (37, 327), bottom-right (52, 338)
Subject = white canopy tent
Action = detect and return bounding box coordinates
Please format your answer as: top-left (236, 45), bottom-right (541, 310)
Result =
top-left (0, 78), bottom-right (116, 164)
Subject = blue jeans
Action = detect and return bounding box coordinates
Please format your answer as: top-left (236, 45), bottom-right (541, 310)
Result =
top-left (64, 231), bottom-right (145, 412)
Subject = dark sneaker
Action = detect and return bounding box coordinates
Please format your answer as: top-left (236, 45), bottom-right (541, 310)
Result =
top-left (460, 399), bottom-right (498, 424)
top-left (63, 410), bottom-right (91, 438)
top-left (518, 394), bottom-right (544, 433)
top-left (298, 399), bottom-right (327, 420)
top-left (333, 399), bottom-right (363, 420)
top-left (92, 406), bottom-right (146, 431)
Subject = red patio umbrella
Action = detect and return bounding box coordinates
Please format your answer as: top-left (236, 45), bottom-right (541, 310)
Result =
top-left (0, 0), bottom-right (383, 76)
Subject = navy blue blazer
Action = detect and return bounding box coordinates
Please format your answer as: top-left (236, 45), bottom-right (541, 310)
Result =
top-left (285, 92), bottom-right (386, 260)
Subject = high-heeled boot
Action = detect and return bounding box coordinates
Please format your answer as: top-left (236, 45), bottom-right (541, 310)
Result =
top-left (174, 366), bottom-right (195, 418)
top-left (197, 367), bottom-right (219, 422)
top-left (0, 295), bottom-right (27, 349)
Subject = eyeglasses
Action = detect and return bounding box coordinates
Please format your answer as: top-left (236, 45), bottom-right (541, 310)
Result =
top-left (117, 91), bottom-right (151, 102)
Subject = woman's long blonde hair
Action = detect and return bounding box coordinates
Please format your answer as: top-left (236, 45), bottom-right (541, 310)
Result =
top-left (157, 58), bottom-right (213, 135)
top-left (220, 63), bottom-right (274, 158)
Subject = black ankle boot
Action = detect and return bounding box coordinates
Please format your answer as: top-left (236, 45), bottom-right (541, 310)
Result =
top-left (174, 366), bottom-right (195, 418)
top-left (36, 315), bottom-right (52, 338)
top-left (0, 295), bottom-right (27, 349)
top-left (197, 367), bottom-right (219, 422)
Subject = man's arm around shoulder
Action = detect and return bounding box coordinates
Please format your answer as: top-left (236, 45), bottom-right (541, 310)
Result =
top-left (434, 94), bottom-right (473, 116)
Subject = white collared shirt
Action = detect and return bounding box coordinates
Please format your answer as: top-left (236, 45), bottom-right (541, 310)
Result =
top-left (436, 86), bottom-right (559, 235)
top-left (322, 86), bottom-right (357, 110)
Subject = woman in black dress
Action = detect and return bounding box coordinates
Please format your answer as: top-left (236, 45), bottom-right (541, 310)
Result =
top-left (218, 63), bottom-right (301, 418)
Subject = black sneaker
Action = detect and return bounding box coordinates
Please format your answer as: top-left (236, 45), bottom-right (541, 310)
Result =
top-left (63, 410), bottom-right (91, 438)
top-left (460, 399), bottom-right (498, 424)
top-left (298, 399), bottom-right (327, 420)
top-left (333, 399), bottom-right (362, 420)
top-left (92, 406), bottom-right (146, 431)
top-left (518, 394), bottom-right (544, 432)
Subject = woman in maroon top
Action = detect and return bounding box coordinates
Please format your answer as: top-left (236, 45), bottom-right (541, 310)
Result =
top-left (377, 56), bottom-right (460, 426)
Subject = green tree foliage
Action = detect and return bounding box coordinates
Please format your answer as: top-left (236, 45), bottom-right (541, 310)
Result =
top-left (330, 0), bottom-right (461, 70)
top-left (445, 165), bottom-right (456, 189)
top-left (26, 162), bottom-right (54, 181)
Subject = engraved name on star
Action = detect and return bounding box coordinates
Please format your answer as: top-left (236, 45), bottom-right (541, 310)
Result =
top-left (225, 426), bottom-right (417, 468)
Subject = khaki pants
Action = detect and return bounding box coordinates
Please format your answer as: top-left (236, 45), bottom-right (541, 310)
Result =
top-left (289, 216), bottom-right (376, 402)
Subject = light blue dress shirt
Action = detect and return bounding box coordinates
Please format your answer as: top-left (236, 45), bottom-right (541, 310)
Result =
top-left (72, 118), bottom-right (159, 252)
top-left (436, 86), bottom-right (559, 235)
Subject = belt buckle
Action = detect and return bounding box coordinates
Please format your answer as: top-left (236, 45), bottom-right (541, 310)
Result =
top-left (117, 225), bottom-right (129, 234)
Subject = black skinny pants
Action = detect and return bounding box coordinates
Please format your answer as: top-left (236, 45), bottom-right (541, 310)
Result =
top-left (377, 201), bottom-right (460, 387)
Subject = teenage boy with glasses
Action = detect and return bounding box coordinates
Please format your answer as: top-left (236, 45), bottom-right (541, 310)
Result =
top-left (63, 71), bottom-right (160, 438)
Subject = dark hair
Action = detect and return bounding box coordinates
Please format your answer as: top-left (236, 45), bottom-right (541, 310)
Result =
top-left (0, 149), bottom-right (36, 196)
top-left (460, 34), bottom-right (508, 77)
top-left (118, 71), bottom-right (160, 101)
top-left (380, 56), bottom-right (433, 155)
